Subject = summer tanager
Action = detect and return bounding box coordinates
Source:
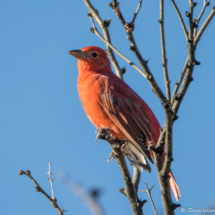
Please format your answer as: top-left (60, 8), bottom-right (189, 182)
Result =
top-left (69, 46), bottom-right (180, 201)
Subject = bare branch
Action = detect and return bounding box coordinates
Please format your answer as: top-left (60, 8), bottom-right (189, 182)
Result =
top-left (59, 173), bottom-right (105, 215)
top-left (195, 7), bottom-right (215, 46)
top-left (171, 64), bottom-right (195, 120)
top-left (46, 162), bottom-right (55, 199)
top-left (156, 2), bottom-right (197, 191)
top-left (110, 2), bottom-right (167, 105)
top-left (194, 0), bottom-right (210, 36)
top-left (131, 0), bottom-right (143, 25)
top-left (159, 0), bottom-right (171, 101)
top-left (18, 170), bottom-right (64, 215)
top-left (188, 0), bottom-right (195, 60)
top-left (170, 0), bottom-right (196, 115)
top-left (198, 0), bottom-right (209, 23)
top-left (139, 183), bottom-right (157, 215)
top-left (171, 0), bottom-right (197, 116)
top-left (171, 0), bottom-right (188, 40)
top-left (84, 0), bottom-right (123, 79)
top-left (171, 58), bottom-right (188, 105)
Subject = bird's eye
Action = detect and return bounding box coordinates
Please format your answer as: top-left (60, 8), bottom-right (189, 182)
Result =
top-left (92, 52), bottom-right (98, 58)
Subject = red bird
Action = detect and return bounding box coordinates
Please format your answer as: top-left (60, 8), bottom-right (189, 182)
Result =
top-left (69, 46), bottom-right (180, 201)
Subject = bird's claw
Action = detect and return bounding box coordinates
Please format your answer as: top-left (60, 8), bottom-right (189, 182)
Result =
top-left (95, 127), bottom-right (112, 143)
top-left (107, 151), bottom-right (115, 162)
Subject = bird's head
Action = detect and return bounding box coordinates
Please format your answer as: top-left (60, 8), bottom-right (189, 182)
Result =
top-left (69, 46), bottom-right (111, 72)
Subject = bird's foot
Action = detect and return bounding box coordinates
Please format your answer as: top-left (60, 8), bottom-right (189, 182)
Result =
top-left (107, 151), bottom-right (115, 162)
top-left (95, 127), bottom-right (112, 143)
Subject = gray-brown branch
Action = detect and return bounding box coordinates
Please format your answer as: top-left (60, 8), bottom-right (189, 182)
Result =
top-left (110, 1), bottom-right (167, 106)
top-left (159, 0), bottom-right (171, 101)
top-left (139, 183), bottom-right (157, 215)
top-left (171, 0), bottom-right (188, 40)
top-left (131, 0), bottom-right (143, 25)
top-left (18, 170), bottom-right (65, 215)
top-left (195, 7), bottom-right (215, 46)
top-left (194, 0), bottom-right (210, 36)
top-left (171, 58), bottom-right (188, 105)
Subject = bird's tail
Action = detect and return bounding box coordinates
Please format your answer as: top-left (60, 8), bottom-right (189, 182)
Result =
top-left (169, 171), bottom-right (181, 201)
top-left (123, 142), bottom-right (181, 201)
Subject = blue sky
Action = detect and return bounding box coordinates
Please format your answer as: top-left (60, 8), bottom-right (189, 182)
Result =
top-left (1, 0), bottom-right (215, 214)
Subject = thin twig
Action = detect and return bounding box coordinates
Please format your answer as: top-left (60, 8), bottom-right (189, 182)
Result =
top-left (159, 1), bottom-right (197, 183)
top-left (171, 58), bottom-right (188, 105)
top-left (188, 0), bottom-right (195, 61)
top-left (171, 0), bottom-right (196, 117)
top-left (171, 0), bottom-right (188, 40)
top-left (159, 0), bottom-right (171, 101)
top-left (194, 0), bottom-right (210, 36)
top-left (169, 0), bottom-right (214, 164)
top-left (83, 0), bottom-right (123, 79)
top-left (198, 0), bottom-right (209, 23)
top-left (131, 0), bottom-right (143, 25)
top-left (195, 7), bottom-right (215, 46)
top-left (59, 172), bottom-right (105, 215)
top-left (110, 2), bottom-right (167, 105)
top-left (46, 162), bottom-right (55, 199)
top-left (139, 183), bottom-right (157, 215)
top-left (169, 5), bottom-right (215, 122)
top-left (18, 170), bottom-right (65, 215)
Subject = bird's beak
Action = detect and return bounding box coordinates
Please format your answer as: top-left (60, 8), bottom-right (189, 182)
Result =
top-left (69, 50), bottom-right (87, 60)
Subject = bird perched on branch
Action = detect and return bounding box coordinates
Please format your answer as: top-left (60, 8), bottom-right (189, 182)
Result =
top-left (69, 46), bottom-right (180, 201)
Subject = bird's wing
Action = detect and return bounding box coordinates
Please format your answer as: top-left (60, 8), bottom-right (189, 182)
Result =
top-left (99, 92), bottom-right (154, 164)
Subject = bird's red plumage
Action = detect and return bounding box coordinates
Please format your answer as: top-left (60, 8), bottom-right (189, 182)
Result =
top-left (71, 46), bottom-right (180, 201)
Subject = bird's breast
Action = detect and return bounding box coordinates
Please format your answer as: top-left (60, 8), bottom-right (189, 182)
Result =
top-left (77, 72), bottom-right (127, 139)
top-left (78, 73), bottom-right (109, 127)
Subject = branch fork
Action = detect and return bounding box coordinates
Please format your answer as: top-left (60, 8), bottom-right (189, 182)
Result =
top-left (19, 169), bottom-right (65, 215)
